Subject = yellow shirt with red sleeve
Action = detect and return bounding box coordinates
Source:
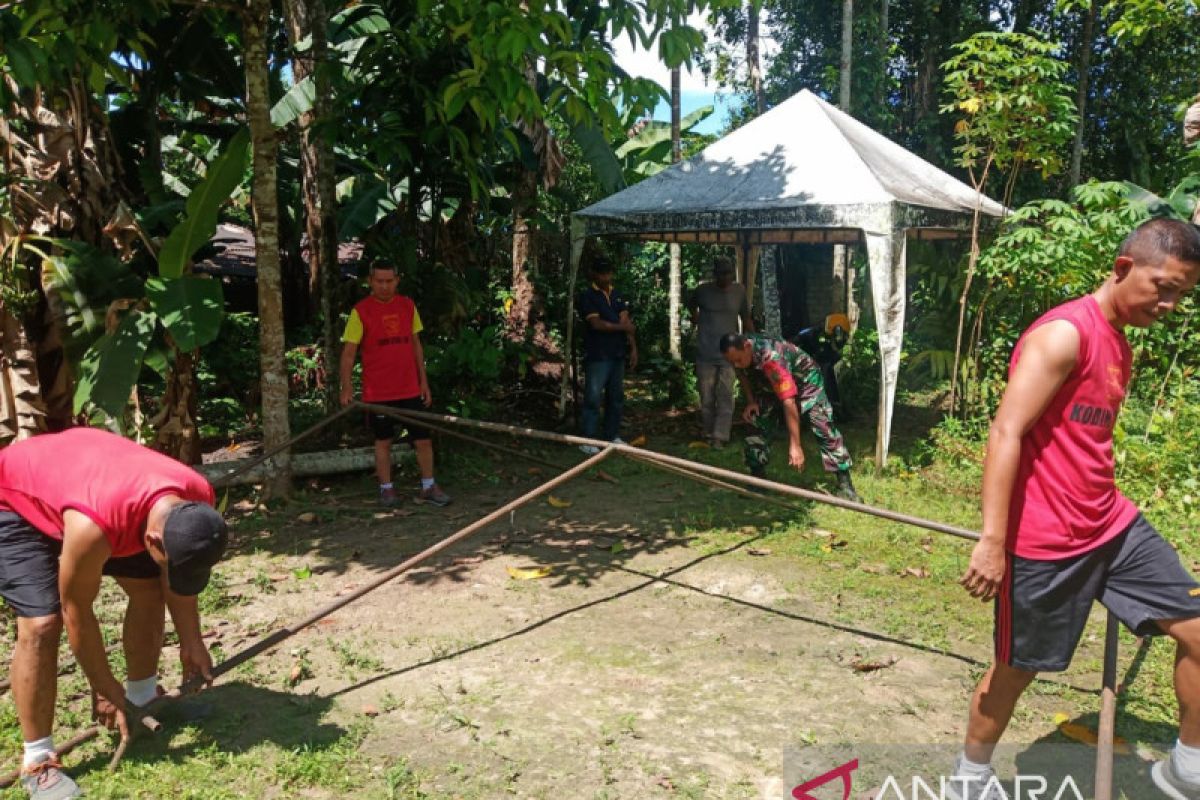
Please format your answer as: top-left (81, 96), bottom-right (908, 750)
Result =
top-left (0, 428), bottom-right (215, 557)
top-left (342, 294), bottom-right (424, 402)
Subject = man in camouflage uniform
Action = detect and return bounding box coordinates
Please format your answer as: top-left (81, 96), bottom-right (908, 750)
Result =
top-left (720, 332), bottom-right (859, 501)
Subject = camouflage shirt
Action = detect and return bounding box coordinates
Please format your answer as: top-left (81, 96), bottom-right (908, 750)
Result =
top-left (745, 334), bottom-right (825, 409)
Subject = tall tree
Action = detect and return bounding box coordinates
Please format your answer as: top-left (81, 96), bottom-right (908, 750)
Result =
top-left (245, 0), bottom-right (291, 496)
top-left (283, 0), bottom-right (340, 412)
top-left (839, 0), bottom-right (854, 109)
top-left (747, 1), bottom-right (766, 115)
top-left (1067, 0), bottom-right (1097, 188)
top-left (668, 64), bottom-right (683, 361)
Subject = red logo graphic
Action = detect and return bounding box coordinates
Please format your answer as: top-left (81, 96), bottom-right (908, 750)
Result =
top-left (382, 314), bottom-right (404, 336)
top-left (792, 758), bottom-right (859, 800)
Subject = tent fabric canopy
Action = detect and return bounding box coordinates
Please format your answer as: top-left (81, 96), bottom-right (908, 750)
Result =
top-left (567, 89), bottom-right (1005, 466)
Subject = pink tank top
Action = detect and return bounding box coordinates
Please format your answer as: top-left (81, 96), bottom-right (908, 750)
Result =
top-left (1006, 295), bottom-right (1138, 559)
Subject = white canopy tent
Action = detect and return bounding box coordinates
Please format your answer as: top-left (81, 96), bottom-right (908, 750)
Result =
top-left (567, 88), bottom-right (1006, 465)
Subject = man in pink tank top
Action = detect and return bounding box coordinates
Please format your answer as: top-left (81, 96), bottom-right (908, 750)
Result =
top-left (949, 219), bottom-right (1200, 800)
top-left (0, 429), bottom-right (228, 799)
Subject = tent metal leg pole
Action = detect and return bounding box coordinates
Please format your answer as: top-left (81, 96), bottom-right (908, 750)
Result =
top-left (0, 447), bottom-right (614, 788)
top-left (210, 402), bottom-right (360, 489)
top-left (623, 451), bottom-right (806, 513)
top-left (1095, 611), bottom-right (1119, 800)
top-left (364, 404), bottom-right (981, 542)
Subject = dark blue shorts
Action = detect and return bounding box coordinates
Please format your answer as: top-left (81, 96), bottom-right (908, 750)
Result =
top-left (365, 397), bottom-right (430, 443)
top-left (996, 514), bottom-right (1200, 672)
top-left (0, 511), bottom-right (160, 618)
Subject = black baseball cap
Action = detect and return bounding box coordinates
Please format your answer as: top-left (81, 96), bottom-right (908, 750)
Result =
top-left (162, 501), bottom-right (229, 596)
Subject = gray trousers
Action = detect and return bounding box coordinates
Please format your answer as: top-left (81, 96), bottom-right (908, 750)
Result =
top-left (696, 362), bottom-right (736, 443)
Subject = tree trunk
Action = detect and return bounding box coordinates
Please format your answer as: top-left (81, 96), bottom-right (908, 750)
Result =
top-left (508, 165), bottom-right (539, 343)
top-left (1187, 94), bottom-right (1200, 224)
top-left (245, 0), bottom-right (292, 496)
top-left (1068, 0), bottom-right (1097, 189)
top-left (284, 0), bottom-right (340, 412)
top-left (840, 0), bottom-right (854, 111)
top-left (0, 305), bottom-right (48, 445)
top-left (879, 0), bottom-right (889, 107)
top-left (151, 349), bottom-right (202, 464)
top-left (747, 2), bottom-right (765, 115)
top-left (668, 66), bottom-right (683, 362)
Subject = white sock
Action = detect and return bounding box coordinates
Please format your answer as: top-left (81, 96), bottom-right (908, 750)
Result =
top-left (955, 751), bottom-right (992, 776)
top-left (125, 675), bottom-right (159, 706)
top-left (23, 736), bottom-right (54, 768)
top-left (379, 482), bottom-right (393, 491)
top-left (1173, 739), bottom-right (1200, 783)
top-left (421, 477), bottom-right (435, 490)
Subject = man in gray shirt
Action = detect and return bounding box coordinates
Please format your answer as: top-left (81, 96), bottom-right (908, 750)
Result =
top-left (687, 256), bottom-right (753, 447)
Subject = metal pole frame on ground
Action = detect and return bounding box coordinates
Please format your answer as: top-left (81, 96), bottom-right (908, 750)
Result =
top-left (0, 404), bottom-right (1123, 798)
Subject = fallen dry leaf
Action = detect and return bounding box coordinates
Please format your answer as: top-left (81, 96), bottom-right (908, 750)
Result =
top-left (629, 435), bottom-right (647, 447)
top-left (547, 495), bottom-right (573, 509)
top-left (528, 466), bottom-right (543, 475)
top-left (361, 704), bottom-right (380, 717)
top-left (1053, 713), bottom-right (1131, 754)
top-left (655, 776), bottom-right (676, 791)
top-left (506, 565), bottom-right (552, 580)
top-left (297, 512), bottom-right (317, 524)
top-left (901, 567), bottom-right (930, 579)
top-left (747, 547), bottom-right (772, 556)
top-left (860, 563), bottom-right (889, 575)
top-left (287, 664), bottom-right (306, 686)
top-left (850, 656), bottom-right (897, 673)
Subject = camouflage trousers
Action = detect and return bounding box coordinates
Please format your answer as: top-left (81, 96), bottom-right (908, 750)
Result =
top-left (744, 393), bottom-right (852, 475)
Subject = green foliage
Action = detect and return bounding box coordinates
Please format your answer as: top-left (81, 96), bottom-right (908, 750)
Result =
top-left (940, 32), bottom-right (1077, 183)
top-left (196, 312), bottom-right (260, 439)
top-left (157, 129), bottom-right (250, 278)
top-left (424, 325), bottom-right (516, 417)
top-left (39, 241), bottom-right (145, 362)
top-left (73, 307), bottom-right (157, 416)
top-left (145, 276), bottom-right (224, 351)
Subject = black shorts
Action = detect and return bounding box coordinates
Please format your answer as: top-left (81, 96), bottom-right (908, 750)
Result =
top-left (0, 511), bottom-right (160, 618)
top-left (997, 514), bottom-right (1200, 672)
top-left (365, 397), bottom-right (430, 443)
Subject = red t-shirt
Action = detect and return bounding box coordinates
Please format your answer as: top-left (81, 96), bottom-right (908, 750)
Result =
top-left (1006, 295), bottom-right (1138, 559)
top-left (344, 295), bottom-right (422, 402)
top-left (0, 428), bottom-right (215, 557)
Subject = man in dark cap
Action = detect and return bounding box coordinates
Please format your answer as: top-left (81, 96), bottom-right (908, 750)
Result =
top-left (0, 428), bottom-right (228, 799)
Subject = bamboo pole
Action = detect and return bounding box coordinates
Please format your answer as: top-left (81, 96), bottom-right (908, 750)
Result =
top-left (0, 447), bottom-right (614, 788)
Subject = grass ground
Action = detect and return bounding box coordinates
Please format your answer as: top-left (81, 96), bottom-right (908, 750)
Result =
top-left (0, 389), bottom-right (1193, 798)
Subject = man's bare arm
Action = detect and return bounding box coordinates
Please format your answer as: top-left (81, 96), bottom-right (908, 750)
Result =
top-left (961, 320), bottom-right (1079, 599)
top-left (59, 511), bottom-right (129, 736)
top-left (339, 341), bottom-right (358, 406)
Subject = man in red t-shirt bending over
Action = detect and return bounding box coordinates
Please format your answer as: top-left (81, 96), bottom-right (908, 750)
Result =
top-left (339, 263), bottom-right (450, 507)
top-left (0, 428), bottom-right (227, 799)
top-left (950, 219), bottom-right (1200, 800)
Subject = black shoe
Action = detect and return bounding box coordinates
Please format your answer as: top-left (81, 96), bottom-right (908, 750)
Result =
top-left (835, 471), bottom-right (860, 502)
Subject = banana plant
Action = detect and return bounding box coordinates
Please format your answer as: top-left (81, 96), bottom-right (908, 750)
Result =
top-left (39, 129), bottom-right (249, 434)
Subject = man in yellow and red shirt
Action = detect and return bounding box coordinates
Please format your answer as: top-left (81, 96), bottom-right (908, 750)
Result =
top-left (339, 263), bottom-right (450, 507)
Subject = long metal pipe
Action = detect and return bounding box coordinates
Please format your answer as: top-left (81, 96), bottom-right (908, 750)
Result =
top-left (208, 402), bottom-right (360, 489)
top-left (0, 447), bottom-right (614, 788)
top-left (363, 404), bottom-right (981, 542)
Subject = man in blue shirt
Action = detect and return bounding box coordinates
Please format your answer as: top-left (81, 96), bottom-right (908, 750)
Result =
top-left (578, 258), bottom-right (637, 453)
